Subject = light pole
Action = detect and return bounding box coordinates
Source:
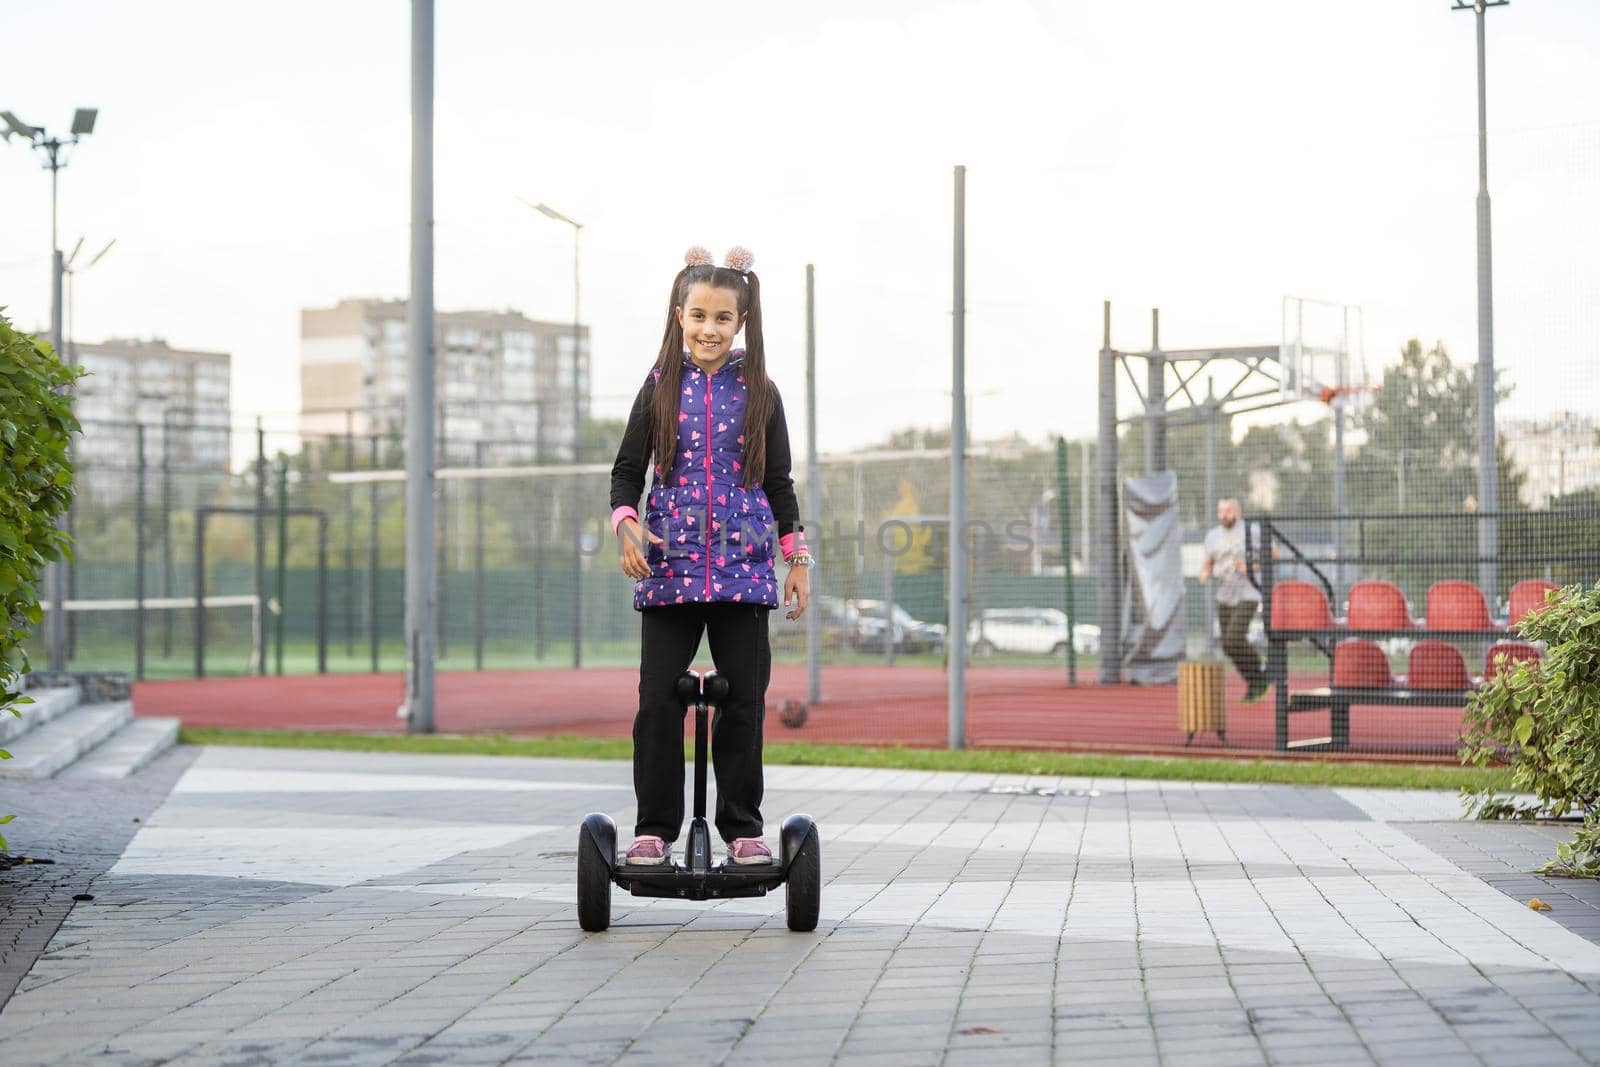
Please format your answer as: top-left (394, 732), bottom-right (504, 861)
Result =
top-left (521, 198), bottom-right (586, 669)
top-left (1453, 0), bottom-right (1507, 601)
top-left (64, 237), bottom-right (116, 360)
top-left (404, 0), bottom-right (437, 733)
top-left (3, 106), bottom-right (97, 674)
top-left (949, 164), bottom-right (967, 750)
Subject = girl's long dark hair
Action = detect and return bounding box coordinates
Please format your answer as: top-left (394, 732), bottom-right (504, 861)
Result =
top-left (646, 263), bottom-right (771, 488)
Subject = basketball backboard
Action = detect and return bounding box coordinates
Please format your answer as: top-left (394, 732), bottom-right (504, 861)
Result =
top-left (1280, 296), bottom-right (1369, 406)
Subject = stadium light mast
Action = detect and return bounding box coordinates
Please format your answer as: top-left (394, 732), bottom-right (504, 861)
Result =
top-left (949, 165), bottom-right (968, 749)
top-left (3, 105), bottom-right (97, 674)
top-left (522, 198), bottom-right (586, 669)
top-left (404, 0), bottom-right (437, 733)
top-left (1452, 0), bottom-right (1507, 601)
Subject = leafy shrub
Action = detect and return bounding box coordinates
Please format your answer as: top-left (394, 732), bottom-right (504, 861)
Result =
top-left (1, 310), bottom-right (82, 850)
top-left (1461, 581), bottom-right (1600, 876)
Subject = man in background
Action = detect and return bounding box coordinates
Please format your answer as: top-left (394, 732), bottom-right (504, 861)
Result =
top-left (1200, 497), bottom-right (1268, 703)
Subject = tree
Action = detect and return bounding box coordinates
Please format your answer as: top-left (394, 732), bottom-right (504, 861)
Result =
top-left (1, 312), bottom-right (82, 850)
top-left (1343, 339), bottom-right (1531, 596)
top-left (1356, 338), bottom-right (1524, 512)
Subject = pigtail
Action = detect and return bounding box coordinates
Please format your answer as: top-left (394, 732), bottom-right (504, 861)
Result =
top-left (646, 250), bottom-right (773, 488)
top-left (738, 270), bottom-right (773, 488)
top-left (648, 267), bottom-right (691, 474)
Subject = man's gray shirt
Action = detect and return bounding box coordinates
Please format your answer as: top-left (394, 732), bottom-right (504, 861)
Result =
top-left (1204, 522), bottom-right (1260, 606)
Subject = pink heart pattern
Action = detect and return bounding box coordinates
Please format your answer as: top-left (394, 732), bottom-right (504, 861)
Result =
top-left (629, 351), bottom-right (784, 612)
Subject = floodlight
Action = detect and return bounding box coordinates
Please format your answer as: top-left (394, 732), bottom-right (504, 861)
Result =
top-left (71, 108), bottom-right (97, 135)
top-left (2, 111), bottom-right (35, 138)
top-left (535, 202), bottom-right (581, 228)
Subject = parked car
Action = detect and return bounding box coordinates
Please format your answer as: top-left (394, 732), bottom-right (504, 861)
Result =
top-left (809, 595), bottom-right (863, 651)
top-left (849, 599), bottom-right (947, 653)
top-left (968, 607), bottom-right (1099, 657)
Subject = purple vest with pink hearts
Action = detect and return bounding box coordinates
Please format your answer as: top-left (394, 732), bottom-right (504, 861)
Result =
top-left (635, 352), bottom-right (779, 611)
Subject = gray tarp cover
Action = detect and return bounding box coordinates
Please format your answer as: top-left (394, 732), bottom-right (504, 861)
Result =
top-left (1121, 471), bottom-right (1186, 684)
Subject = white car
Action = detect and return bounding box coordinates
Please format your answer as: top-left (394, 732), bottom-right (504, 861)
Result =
top-left (968, 607), bottom-right (1100, 657)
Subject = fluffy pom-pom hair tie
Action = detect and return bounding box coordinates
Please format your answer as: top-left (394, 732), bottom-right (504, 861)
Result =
top-left (684, 246), bottom-right (714, 267)
top-left (724, 246), bottom-right (755, 274)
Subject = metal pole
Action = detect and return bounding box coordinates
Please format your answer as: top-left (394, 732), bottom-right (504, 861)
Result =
top-left (804, 263), bottom-right (821, 705)
top-left (1469, 0), bottom-right (1502, 601)
top-left (948, 164), bottom-right (968, 750)
top-left (534, 397), bottom-right (546, 662)
top-left (1146, 308), bottom-right (1166, 473)
top-left (1081, 438), bottom-right (1091, 574)
top-left (405, 0), bottom-right (438, 733)
top-left (474, 439), bottom-right (485, 671)
top-left (1333, 400), bottom-right (1347, 606)
top-left (275, 456), bottom-right (288, 675)
top-left (884, 559), bottom-right (895, 667)
top-left (1055, 436), bottom-right (1077, 685)
top-left (368, 433), bottom-right (381, 674)
top-left (345, 411), bottom-right (356, 658)
top-left (1097, 301), bottom-right (1121, 683)
top-left (135, 424), bottom-right (146, 681)
top-left (161, 420), bottom-right (172, 657)
top-left (254, 419), bottom-right (267, 675)
top-left (437, 408), bottom-right (449, 660)
top-left (316, 517), bottom-right (328, 674)
top-left (1203, 381), bottom-right (1218, 658)
top-left (64, 462), bottom-right (76, 661)
top-left (852, 460), bottom-right (864, 584)
top-left (194, 512), bottom-right (206, 679)
top-left (47, 249), bottom-right (66, 673)
top-left (571, 224), bottom-right (584, 670)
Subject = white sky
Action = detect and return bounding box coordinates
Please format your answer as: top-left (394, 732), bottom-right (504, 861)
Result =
top-left (3, 0), bottom-right (1597, 457)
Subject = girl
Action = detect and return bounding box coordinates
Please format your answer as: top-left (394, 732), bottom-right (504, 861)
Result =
top-left (608, 245), bottom-right (812, 866)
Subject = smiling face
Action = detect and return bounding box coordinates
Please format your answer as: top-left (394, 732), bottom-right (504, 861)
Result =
top-left (677, 282), bottom-right (744, 369)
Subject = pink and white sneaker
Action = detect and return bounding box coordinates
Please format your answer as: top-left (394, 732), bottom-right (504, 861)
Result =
top-left (728, 837), bottom-right (773, 865)
top-left (625, 835), bottom-right (668, 865)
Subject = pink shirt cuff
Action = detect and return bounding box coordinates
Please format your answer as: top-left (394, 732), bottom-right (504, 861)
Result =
top-left (780, 532), bottom-right (806, 560)
top-left (611, 506), bottom-right (638, 535)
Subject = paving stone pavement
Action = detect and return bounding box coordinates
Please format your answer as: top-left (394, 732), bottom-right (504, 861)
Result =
top-left (0, 746), bottom-right (197, 1007)
top-left (2, 747), bottom-right (1600, 1066)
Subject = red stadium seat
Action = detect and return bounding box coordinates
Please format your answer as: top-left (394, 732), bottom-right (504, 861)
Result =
top-left (1347, 580), bottom-right (1414, 630)
top-left (1408, 641), bottom-right (1472, 690)
top-left (1484, 641), bottom-right (1541, 681)
top-left (1426, 580), bottom-right (1497, 631)
top-left (1332, 639), bottom-right (1395, 688)
top-left (1271, 581), bottom-right (1336, 630)
top-left (1509, 580), bottom-right (1558, 630)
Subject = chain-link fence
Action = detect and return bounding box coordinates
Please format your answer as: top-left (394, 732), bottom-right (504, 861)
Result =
top-left (16, 113), bottom-right (1596, 758)
top-left (21, 376), bottom-right (1600, 759)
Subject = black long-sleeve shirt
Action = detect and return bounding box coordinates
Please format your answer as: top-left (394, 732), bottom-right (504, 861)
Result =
top-left (609, 376), bottom-right (802, 538)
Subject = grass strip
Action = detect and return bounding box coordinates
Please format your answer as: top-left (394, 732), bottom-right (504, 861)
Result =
top-left (178, 727), bottom-right (1511, 792)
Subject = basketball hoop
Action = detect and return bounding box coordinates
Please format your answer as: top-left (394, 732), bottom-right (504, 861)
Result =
top-left (1281, 296), bottom-right (1368, 406)
top-left (1318, 384), bottom-right (1378, 406)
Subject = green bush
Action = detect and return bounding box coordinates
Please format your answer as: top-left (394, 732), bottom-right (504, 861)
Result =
top-left (1461, 581), bottom-right (1600, 876)
top-left (1, 310), bottom-right (82, 849)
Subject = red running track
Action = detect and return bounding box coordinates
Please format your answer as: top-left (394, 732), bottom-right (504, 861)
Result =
top-left (133, 665), bottom-right (1467, 762)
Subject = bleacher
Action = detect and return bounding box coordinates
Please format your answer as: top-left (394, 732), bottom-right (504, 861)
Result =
top-left (1254, 509), bottom-right (1598, 753)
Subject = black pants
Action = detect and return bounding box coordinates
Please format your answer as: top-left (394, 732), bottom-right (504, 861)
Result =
top-left (1217, 600), bottom-right (1264, 687)
top-left (634, 602), bottom-right (771, 843)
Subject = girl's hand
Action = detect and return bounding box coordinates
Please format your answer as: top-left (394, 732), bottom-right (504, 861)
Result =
top-left (783, 564), bottom-right (809, 621)
top-left (617, 517), bottom-right (664, 580)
